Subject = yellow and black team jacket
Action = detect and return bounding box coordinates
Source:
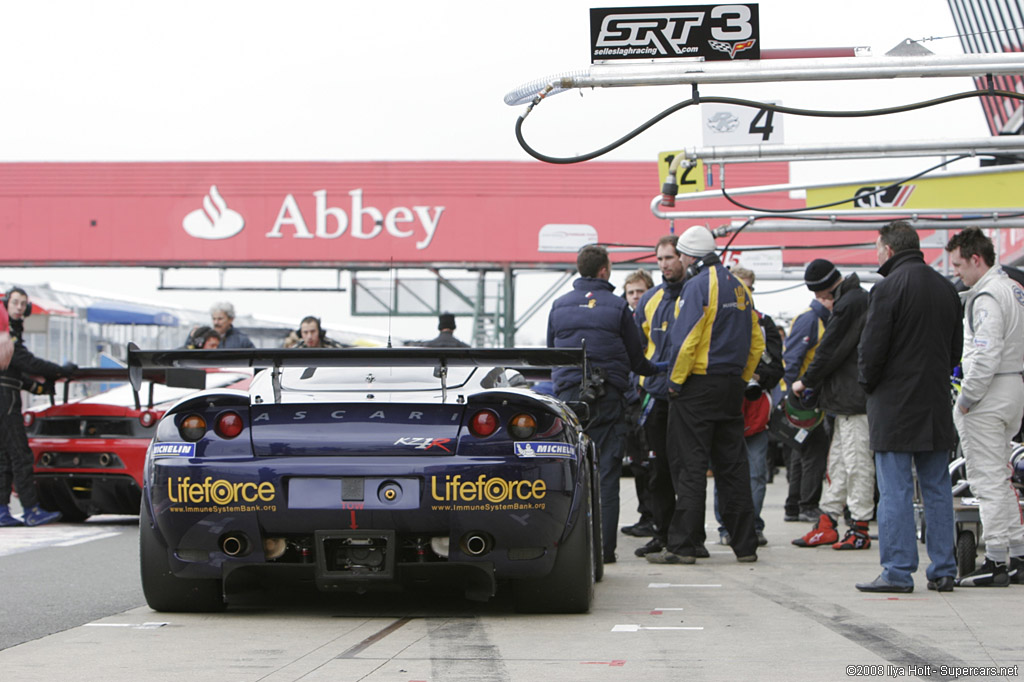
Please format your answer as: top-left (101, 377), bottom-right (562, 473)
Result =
top-left (667, 257), bottom-right (764, 389)
top-left (635, 277), bottom-right (685, 400)
top-left (782, 299), bottom-right (831, 389)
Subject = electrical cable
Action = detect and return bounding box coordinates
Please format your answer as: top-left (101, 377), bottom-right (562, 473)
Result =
top-left (719, 155), bottom-right (973, 214)
top-left (515, 89), bottom-right (1024, 165)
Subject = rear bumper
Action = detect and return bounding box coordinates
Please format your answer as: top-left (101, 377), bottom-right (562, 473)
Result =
top-left (145, 454), bottom-right (582, 590)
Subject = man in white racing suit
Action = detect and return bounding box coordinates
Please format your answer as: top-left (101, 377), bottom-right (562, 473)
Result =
top-left (947, 227), bottom-right (1024, 587)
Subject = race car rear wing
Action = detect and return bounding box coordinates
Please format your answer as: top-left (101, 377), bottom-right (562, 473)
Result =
top-left (126, 343), bottom-right (588, 405)
top-left (28, 367), bottom-right (207, 409)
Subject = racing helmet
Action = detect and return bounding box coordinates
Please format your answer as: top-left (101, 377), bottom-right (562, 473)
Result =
top-left (784, 390), bottom-right (823, 431)
top-left (1011, 443), bottom-right (1024, 491)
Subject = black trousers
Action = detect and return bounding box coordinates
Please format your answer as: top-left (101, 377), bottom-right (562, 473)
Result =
top-left (784, 420), bottom-right (830, 516)
top-left (0, 388), bottom-right (40, 509)
top-left (666, 375), bottom-right (757, 557)
top-left (642, 398), bottom-right (676, 544)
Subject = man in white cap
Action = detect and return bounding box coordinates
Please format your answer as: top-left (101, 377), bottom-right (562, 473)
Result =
top-left (646, 226), bottom-right (764, 565)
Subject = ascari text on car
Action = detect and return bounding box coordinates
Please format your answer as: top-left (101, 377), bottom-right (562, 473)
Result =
top-left (128, 345), bottom-right (601, 614)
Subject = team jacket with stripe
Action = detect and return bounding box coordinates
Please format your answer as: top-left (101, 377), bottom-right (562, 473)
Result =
top-left (782, 299), bottom-right (830, 388)
top-left (547, 276), bottom-right (658, 394)
top-left (635, 277), bottom-right (685, 400)
top-left (667, 258), bottom-right (764, 389)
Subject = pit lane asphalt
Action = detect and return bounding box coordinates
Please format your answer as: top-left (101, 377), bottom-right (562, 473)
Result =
top-left (0, 474), bottom-right (1022, 682)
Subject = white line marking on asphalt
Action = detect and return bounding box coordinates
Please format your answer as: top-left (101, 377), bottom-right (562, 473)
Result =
top-left (85, 622), bottom-right (168, 629)
top-left (55, 531), bottom-right (122, 547)
top-left (648, 583), bottom-right (721, 588)
top-left (612, 624), bottom-right (704, 632)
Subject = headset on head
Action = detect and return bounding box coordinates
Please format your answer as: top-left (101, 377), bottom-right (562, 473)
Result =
top-left (3, 287), bottom-right (33, 318)
top-left (299, 315), bottom-right (324, 339)
top-left (685, 254), bottom-right (716, 280)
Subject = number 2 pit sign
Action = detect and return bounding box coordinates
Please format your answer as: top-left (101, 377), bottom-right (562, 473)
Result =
top-left (657, 154), bottom-right (706, 194)
top-left (701, 102), bottom-right (784, 147)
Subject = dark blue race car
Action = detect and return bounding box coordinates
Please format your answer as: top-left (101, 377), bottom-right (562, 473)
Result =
top-left (128, 346), bottom-right (601, 614)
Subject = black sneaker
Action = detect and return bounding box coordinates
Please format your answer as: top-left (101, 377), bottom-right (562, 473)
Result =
top-left (926, 576), bottom-right (954, 592)
top-left (634, 538), bottom-right (663, 557)
top-left (621, 521), bottom-right (656, 537)
top-left (956, 557), bottom-right (1010, 587)
top-left (695, 545), bottom-right (710, 558)
top-left (1009, 557), bottom-right (1023, 584)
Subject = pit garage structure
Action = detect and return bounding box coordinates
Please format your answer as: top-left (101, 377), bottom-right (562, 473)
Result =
top-left (505, 47), bottom-right (1024, 288)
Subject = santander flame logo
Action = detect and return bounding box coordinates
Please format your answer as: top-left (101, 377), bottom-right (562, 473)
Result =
top-left (183, 185), bottom-right (245, 240)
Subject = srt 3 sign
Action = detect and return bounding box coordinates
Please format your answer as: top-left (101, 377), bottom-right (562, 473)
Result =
top-left (590, 4), bottom-right (759, 62)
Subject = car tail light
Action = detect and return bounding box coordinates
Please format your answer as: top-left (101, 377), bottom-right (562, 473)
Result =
top-left (139, 411), bottom-right (156, 427)
top-left (468, 409), bottom-right (499, 437)
top-left (508, 413), bottom-right (537, 439)
top-left (23, 413), bottom-right (35, 428)
top-left (179, 414), bottom-right (207, 441)
top-left (215, 411), bottom-right (243, 439)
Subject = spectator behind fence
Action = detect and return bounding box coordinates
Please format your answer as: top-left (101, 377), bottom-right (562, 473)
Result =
top-left (202, 302), bottom-right (255, 349)
top-left (296, 316), bottom-right (344, 348)
top-left (419, 313), bottom-right (470, 348)
top-left (185, 326), bottom-right (221, 349)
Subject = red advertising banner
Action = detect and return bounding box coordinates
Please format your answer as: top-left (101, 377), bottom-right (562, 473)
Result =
top-left (0, 161), bottom-right (798, 267)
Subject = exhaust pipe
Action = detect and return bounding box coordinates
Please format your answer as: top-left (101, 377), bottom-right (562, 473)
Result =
top-left (221, 533), bottom-right (250, 557)
top-left (98, 453), bottom-right (112, 467)
top-left (462, 533), bottom-right (491, 557)
top-left (39, 452), bottom-right (54, 467)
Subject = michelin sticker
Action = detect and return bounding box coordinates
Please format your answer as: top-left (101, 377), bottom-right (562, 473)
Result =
top-left (514, 442), bottom-right (574, 458)
top-left (152, 442), bottom-right (197, 458)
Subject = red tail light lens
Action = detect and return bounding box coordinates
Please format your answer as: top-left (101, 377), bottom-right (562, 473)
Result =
top-left (469, 409), bottom-right (499, 437)
top-left (23, 412), bottom-right (35, 428)
top-left (508, 413), bottom-right (537, 439)
top-left (215, 411), bottom-right (244, 439)
top-left (139, 411), bottom-right (156, 427)
top-left (179, 414), bottom-right (207, 441)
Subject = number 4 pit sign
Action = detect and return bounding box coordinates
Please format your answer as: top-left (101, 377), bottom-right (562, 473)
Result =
top-left (701, 102), bottom-right (784, 147)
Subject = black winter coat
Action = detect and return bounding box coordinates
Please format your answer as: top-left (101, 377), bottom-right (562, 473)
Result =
top-left (857, 250), bottom-right (963, 452)
top-left (801, 273), bottom-right (869, 415)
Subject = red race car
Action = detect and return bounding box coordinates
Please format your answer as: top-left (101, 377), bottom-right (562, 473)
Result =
top-left (25, 368), bottom-right (250, 521)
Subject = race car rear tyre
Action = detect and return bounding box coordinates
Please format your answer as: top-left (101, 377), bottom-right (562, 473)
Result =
top-left (139, 502), bottom-right (226, 612)
top-left (512, 464), bottom-right (595, 614)
top-left (36, 480), bottom-right (89, 523)
top-left (956, 531), bottom-right (977, 577)
top-left (590, 451), bottom-right (604, 584)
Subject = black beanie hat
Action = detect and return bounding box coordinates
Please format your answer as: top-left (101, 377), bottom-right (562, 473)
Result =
top-left (804, 259), bottom-right (841, 292)
top-left (438, 313), bottom-right (456, 330)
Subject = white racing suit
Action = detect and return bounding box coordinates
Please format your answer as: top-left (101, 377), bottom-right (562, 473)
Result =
top-left (955, 265), bottom-right (1024, 562)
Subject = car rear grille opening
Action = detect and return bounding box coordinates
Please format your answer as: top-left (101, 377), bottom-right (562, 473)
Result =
top-left (37, 418), bottom-right (136, 437)
top-left (37, 452), bottom-right (126, 469)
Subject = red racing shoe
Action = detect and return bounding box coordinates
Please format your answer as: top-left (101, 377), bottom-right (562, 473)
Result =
top-left (792, 513), bottom-right (838, 547)
top-left (833, 521), bottom-right (871, 550)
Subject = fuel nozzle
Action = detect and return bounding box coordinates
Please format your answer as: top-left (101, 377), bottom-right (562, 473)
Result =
top-left (660, 174), bottom-right (678, 207)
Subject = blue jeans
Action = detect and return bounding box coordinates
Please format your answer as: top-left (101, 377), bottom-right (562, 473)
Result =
top-left (874, 450), bottom-right (956, 587)
top-left (716, 430), bottom-right (768, 534)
